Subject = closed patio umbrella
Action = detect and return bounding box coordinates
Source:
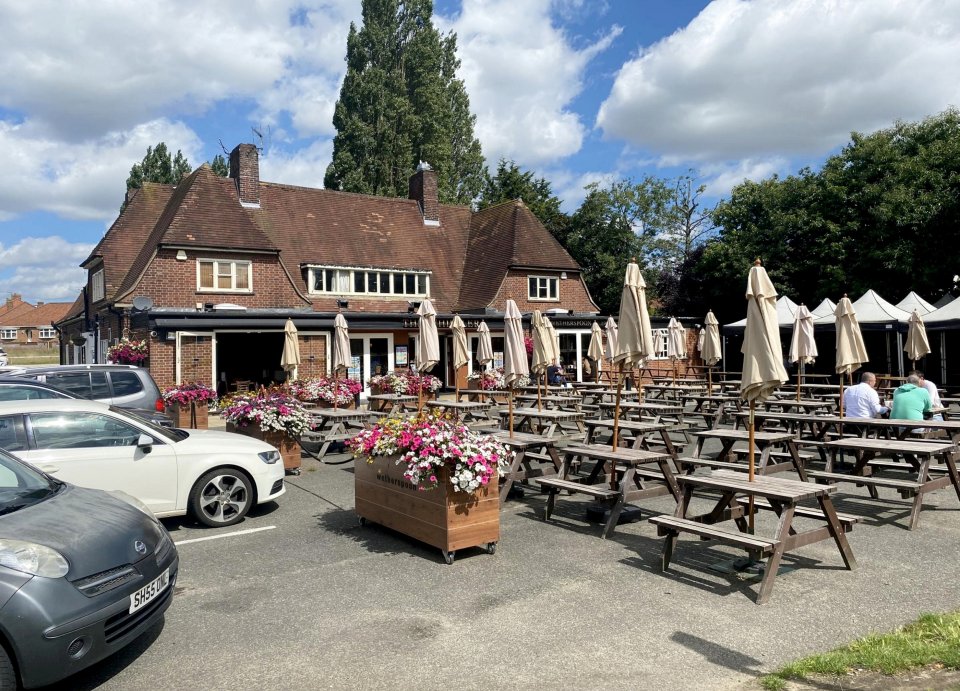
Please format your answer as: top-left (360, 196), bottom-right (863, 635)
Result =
top-left (702, 311), bottom-right (722, 394)
top-left (740, 260), bottom-right (788, 530)
top-left (788, 304), bottom-right (817, 401)
top-left (666, 317), bottom-right (686, 383)
top-left (416, 298), bottom-right (440, 412)
top-left (451, 315), bottom-right (469, 401)
top-left (476, 321), bottom-right (494, 367)
top-left (531, 310), bottom-right (552, 409)
top-left (588, 322), bottom-right (604, 383)
top-left (281, 318), bottom-right (300, 382)
top-left (503, 299), bottom-right (529, 437)
top-left (604, 316), bottom-right (618, 383)
top-left (904, 310), bottom-right (930, 368)
top-left (835, 295), bottom-right (868, 420)
top-left (331, 312), bottom-right (351, 410)
top-left (612, 260), bottom-right (655, 458)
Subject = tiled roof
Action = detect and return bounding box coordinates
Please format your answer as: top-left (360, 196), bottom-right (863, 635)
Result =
top-left (252, 183), bottom-right (473, 312)
top-left (0, 301), bottom-right (71, 327)
top-left (0, 303), bottom-right (35, 326)
top-left (83, 183), bottom-right (174, 301)
top-left (457, 200), bottom-right (579, 310)
top-left (116, 166), bottom-right (278, 301)
top-left (59, 293), bottom-right (85, 323)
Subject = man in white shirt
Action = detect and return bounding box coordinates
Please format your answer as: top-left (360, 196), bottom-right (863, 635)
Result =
top-left (912, 370), bottom-right (943, 421)
top-left (843, 372), bottom-right (888, 418)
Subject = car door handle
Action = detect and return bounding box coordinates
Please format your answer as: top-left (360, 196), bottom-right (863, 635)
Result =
top-left (38, 464), bottom-right (60, 474)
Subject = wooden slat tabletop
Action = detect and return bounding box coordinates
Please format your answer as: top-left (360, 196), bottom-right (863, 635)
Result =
top-left (695, 429), bottom-right (796, 443)
top-left (680, 469), bottom-right (833, 501)
top-left (824, 438), bottom-right (955, 454)
top-left (561, 443), bottom-right (668, 463)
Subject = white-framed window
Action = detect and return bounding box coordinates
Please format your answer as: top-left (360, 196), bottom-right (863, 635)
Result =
top-left (91, 269), bottom-right (105, 302)
top-left (528, 275), bottom-right (559, 301)
top-left (0, 329), bottom-right (16, 340)
top-left (39, 328), bottom-right (56, 339)
top-left (307, 266), bottom-right (429, 297)
top-left (197, 259), bottom-right (252, 292)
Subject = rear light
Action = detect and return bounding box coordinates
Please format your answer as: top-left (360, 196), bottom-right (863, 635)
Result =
top-left (155, 398), bottom-right (165, 412)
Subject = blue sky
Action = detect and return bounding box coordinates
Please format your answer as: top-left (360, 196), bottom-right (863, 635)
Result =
top-left (1, 0), bottom-right (958, 304)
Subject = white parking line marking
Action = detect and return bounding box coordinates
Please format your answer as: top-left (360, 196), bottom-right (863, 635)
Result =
top-left (173, 525), bottom-right (277, 545)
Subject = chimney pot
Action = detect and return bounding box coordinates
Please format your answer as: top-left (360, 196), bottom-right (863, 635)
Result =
top-left (409, 164), bottom-right (439, 226)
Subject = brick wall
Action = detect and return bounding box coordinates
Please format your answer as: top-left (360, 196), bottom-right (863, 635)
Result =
top-left (408, 167), bottom-right (439, 223)
top-left (295, 334), bottom-right (328, 379)
top-left (133, 249), bottom-right (307, 310)
top-left (230, 143), bottom-right (260, 205)
top-left (488, 270), bottom-right (599, 313)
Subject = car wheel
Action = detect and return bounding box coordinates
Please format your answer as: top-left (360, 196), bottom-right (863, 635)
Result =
top-left (189, 469), bottom-right (254, 527)
top-left (0, 643), bottom-right (17, 690)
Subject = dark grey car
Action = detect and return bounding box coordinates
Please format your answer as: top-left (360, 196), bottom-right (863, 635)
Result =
top-left (0, 448), bottom-right (178, 689)
top-left (10, 365), bottom-right (173, 428)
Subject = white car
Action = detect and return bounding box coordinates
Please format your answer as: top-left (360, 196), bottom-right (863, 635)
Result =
top-left (0, 399), bottom-right (286, 527)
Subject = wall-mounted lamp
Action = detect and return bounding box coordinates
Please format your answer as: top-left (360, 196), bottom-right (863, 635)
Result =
top-left (560, 271), bottom-right (567, 280)
top-left (175, 250), bottom-right (188, 261)
top-left (408, 300), bottom-right (421, 313)
top-left (336, 299), bottom-right (349, 310)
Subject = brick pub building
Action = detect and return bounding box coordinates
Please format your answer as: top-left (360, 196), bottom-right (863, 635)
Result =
top-left (57, 143), bottom-right (631, 394)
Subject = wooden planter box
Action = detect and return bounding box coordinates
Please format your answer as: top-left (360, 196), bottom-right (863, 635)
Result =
top-left (226, 423), bottom-right (302, 473)
top-left (355, 456), bottom-right (499, 564)
top-left (167, 402), bottom-right (208, 429)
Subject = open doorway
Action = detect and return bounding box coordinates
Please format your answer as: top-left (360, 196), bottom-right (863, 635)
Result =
top-left (215, 331), bottom-right (285, 395)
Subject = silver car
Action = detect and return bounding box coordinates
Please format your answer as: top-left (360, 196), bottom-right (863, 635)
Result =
top-left (0, 447), bottom-right (178, 688)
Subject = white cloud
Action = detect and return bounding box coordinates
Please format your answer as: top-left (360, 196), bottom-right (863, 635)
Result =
top-left (260, 140), bottom-right (334, 190)
top-left (439, 0), bottom-right (621, 166)
top-left (0, 1), bottom-right (358, 142)
top-left (597, 0), bottom-right (960, 163)
top-left (0, 118), bottom-right (202, 221)
top-left (551, 168), bottom-right (620, 212)
top-left (701, 157), bottom-right (790, 198)
top-left (0, 237), bottom-right (94, 303)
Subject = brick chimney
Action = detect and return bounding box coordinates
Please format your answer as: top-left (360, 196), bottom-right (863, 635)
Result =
top-left (408, 162), bottom-right (440, 226)
top-left (229, 143), bottom-right (260, 207)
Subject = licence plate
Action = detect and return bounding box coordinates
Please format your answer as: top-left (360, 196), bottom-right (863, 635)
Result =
top-left (129, 569), bottom-right (170, 614)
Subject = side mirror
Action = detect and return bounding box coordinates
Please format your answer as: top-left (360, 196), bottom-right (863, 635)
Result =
top-left (137, 434), bottom-right (154, 454)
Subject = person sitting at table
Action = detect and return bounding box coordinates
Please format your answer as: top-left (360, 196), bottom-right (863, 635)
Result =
top-left (547, 360), bottom-right (568, 387)
top-left (910, 369), bottom-right (943, 421)
top-left (842, 372), bottom-right (888, 419)
top-left (581, 356), bottom-right (595, 382)
top-left (890, 374), bottom-right (932, 422)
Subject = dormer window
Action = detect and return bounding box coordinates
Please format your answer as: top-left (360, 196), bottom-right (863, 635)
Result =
top-left (308, 266), bottom-right (429, 297)
top-left (528, 275), bottom-right (559, 301)
top-left (91, 269), bottom-right (105, 302)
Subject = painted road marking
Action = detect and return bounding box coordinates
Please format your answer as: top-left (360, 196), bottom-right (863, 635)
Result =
top-left (173, 525), bottom-right (277, 546)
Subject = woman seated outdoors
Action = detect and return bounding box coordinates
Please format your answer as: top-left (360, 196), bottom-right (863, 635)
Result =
top-left (546, 360), bottom-right (569, 387)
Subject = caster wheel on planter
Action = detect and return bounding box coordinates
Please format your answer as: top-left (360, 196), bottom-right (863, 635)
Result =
top-left (358, 516), bottom-right (367, 527)
top-left (486, 542), bottom-right (497, 555)
top-left (442, 550), bottom-right (455, 565)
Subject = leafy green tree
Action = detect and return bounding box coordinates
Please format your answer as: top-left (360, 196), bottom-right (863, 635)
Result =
top-left (324, 0), bottom-right (484, 205)
top-left (477, 160), bottom-right (569, 242)
top-left (125, 143), bottom-right (191, 192)
top-left (209, 154), bottom-right (229, 177)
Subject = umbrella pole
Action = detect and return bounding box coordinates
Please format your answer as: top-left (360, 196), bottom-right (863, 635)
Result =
top-left (748, 399), bottom-right (756, 534)
top-left (611, 362), bottom-right (625, 466)
top-left (707, 366), bottom-right (712, 396)
top-left (455, 364), bottom-right (460, 402)
top-left (333, 369), bottom-right (339, 411)
top-left (838, 373), bottom-right (844, 436)
top-left (537, 370), bottom-right (543, 411)
top-left (797, 362), bottom-right (802, 402)
top-left (508, 387), bottom-right (515, 439)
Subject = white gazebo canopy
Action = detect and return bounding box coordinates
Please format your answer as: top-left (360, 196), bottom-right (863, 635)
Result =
top-left (725, 295), bottom-right (798, 329)
top-left (923, 294), bottom-right (960, 324)
top-left (813, 290), bottom-right (911, 325)
top-left (810, 298), bottom-right (837, 319)
top-left (895, 291), bottom-right (936, 315)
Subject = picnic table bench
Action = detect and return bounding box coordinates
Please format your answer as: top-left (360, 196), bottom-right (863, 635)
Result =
top-left (649, 469), bottom-right (856, 604)
top-left (688, 428), bottom-right (808, 480)
top-left (537, 443), bottom-right (678, 537)
top-left (301, 408), bottom-right (372, 459)
top-left (815, 437), bottom-right (960, 530)
top-left (498, 407), bottom-right (585, 437)
top-left (425, 399), bottom-right (494, 423)
top-left (582, 418), bottom-right (680, 459)
top-left (491, 430), bottom-right (563, 508)
top-left (367, 393), bottom-right (417, 413)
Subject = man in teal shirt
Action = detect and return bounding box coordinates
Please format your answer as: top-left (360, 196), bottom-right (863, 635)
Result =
top-left (890, 374), bottom-right (932, 421)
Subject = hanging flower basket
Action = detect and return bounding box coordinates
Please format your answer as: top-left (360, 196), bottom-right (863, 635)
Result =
top-left (107, 337), bottom-right (148, 365)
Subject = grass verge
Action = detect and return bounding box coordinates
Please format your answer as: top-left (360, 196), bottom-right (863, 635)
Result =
top-left (760, 611), bottom-right (960, 690)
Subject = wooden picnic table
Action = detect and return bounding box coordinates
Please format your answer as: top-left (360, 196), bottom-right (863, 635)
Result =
top-left (579, 388), bottom-right (640, 406)
top-left (515, 394), bottom-right (582, 410)
top-left (597, 400), bottom-right (685, 421)
top-left (690, 428), bottom-right (808, 480)
top-left (302, 408), bottom-right (372, 459)
top-left (681, 393), bottom-right (743, 428)
top-left (491, 430), bottom-right (562, 508)
top-left (367, 393), bottom-right (417, 413)
top-left (817, 437), bottom-right (960, 530)
top-left (457, 387), bottom-right (510, 405)
top-left (582, 418), bottom-right (678, 460)
top-left (537, 443), bottom-right (679, 538)
top-left (497, 407), bottom-right (585, 437)
top-left (644, 383), bottom-right (706, 401)
top-left (736, 412), bottom-right (960, 445)
top-left (762, 398), bottom-right (835, 414)
top-left (649, 469), bottom-right (856, 604)
top-left (425, 399), bottom-right (494, 422)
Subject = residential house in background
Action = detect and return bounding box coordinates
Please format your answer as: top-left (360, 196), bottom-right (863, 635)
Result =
top-left (57, 144), bottom-right (612, 393)
top-left (0, 294), bottom-right (72, 350)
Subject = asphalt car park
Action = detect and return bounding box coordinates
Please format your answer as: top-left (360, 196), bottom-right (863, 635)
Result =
top-left (33, 444), bottom-right (960, 691)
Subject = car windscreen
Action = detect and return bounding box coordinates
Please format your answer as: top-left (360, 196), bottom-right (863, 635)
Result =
top-left (0, 447), bottom-right (61, 516)
top-left (109, 406), bottom-right (186, 442)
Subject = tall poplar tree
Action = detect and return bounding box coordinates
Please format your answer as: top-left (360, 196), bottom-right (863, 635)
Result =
top-left (324, 0), bottom-right (484, 205)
